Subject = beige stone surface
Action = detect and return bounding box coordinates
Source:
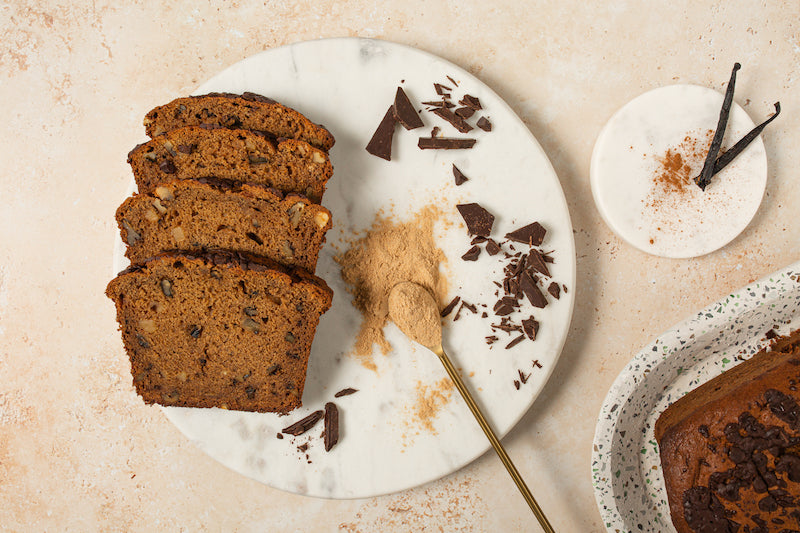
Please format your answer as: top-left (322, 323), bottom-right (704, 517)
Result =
top-left (1, 1), bottom-right (798, 531)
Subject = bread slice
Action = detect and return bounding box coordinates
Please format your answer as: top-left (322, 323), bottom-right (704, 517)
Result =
top-left (116, 179), bottom-right (332, 271)
top-left (128, 126), bottom-right (333, 203)
top-left (105, 252), bottom-right (333, 413)
top-left (143, 92), bottom-right (335, 151)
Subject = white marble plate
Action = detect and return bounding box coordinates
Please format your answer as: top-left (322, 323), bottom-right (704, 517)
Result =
top-left (592, 261), bottom-right (800, 532)
top-left (590, 84), bottom-right (768, 258)
top-left (113, 38), bottom-right (575, 498)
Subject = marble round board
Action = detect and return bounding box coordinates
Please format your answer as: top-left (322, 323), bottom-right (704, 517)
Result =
top-left (113, 38), bottom-right (576, 498)
top-left (592, 261), bottom-right (800, 532)
top-left (590, 84), bottom-right (767, 259)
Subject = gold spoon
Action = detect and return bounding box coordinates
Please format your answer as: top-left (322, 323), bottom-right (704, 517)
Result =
top-left (388, 282), bottom-right (555, 533)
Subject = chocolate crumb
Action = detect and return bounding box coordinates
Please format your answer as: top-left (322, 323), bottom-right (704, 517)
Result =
top-left (514, 380), bottom-right (521, 390)
top-left (334, 388), bottom-right (358, 398)
top-left (441, 296), bottom-right (461, 317)
top-left (453, 164), bottom-right (469, 186)
top-left (548, 282), bottom-right (561, 299)
top-left (485, 239), bottom-right (501, 256)
top-left (446, 75), bottom-right (458, 87)
top-left (456, 203), bottom-right (495, 237)
top-left (481, 312), bottom-right (488, 318)
top-left (418, 137), bottom-right (476, 150)
top-left (430, 126), bottom-right (441, 137)
top-left (297, 443), bottom-right (309, 453)
top-left (506, 335), bottom-right (525, 349)
top-left (276, 433), bottom-right (284, 439)
top-left (506, 222), bottom-right (546, 246)
top-left (282, 410), bottom-right (324, 436)
top-left (522, 317), bottom-right (539, 340)
top-left (323, 402), bottom-right (339, 452)
top-left (486, 335), bottom-right (498, 345)
top-left (562, 284), bottom-right (568, 294)
top-left (393, 87), bottom-right (424, 130)
top-left (462, 302), bottom-right (478, 314)
top-left (461, 245), bottom-right (481, 261)
top-left (366, 106), bottom-right (397, 160)
top-left (476, 116), bottom-right (492, 132)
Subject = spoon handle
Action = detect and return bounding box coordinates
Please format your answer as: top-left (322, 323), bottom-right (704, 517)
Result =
top-left (433, 345), bottom-right (555, 533)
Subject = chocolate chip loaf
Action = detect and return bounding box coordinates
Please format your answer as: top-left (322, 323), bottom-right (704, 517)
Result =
top-left (116, 179), bottom-right (332, 271)
top-left (143, 92), bottom-right (335, 151)
top-left (655, 329), bottom-right (800, 533)
top-left (128, 126), bottom-right (333, 203)
top-left (106, 252), bottom-right (333, 413)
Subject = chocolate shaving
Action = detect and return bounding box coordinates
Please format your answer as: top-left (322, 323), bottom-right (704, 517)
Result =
top-left (505, 222), bottom-right (546, 246)
top-left (522, 317), bottom-right (539, 340)
top-left (431, 107), bottom-right (474, 133)
top-left (547, 282), bottom-right (561, 299)
top-left (460, 94), bottom-right (482, 110)
top-left (513, 380), bottom-right (521, 390)
top-left (334, 388), bottom-right (358, 398)
top-left (434, 83), bottom-right (451, 95)
top-left (441, 296), bottom-right (461, 317)
top-left (695, 63), bottom-right (741, 190)
top-left (418, 137), bottom-right (476, 150)
top-left (422, 100), bottom-right (454, 109)
top-left (446, 75), bottom-right (458, 87)
top-left (520, 271), bottom-right (547, 308)
top-left (393, 87), bottom-right (424, 130)
top-left (366, 106), bottom-right (397, 160)
top-left (430, 126), bottom-right (441, 137)
top-left (476, 116), bottom-right (492, 132)
top-left (454, 106), bottom-right (476, 119)
top-left (462, 302), bottom-right (478, 314)
top-left (533, 359), bottom-right (542, 368)
top-left (486, 335), bottom-right (498, 345)
top-left (519, 369), bottom-right (530, 384)
top-left (456, 203), bottom-right (495, 237)
top-left (453, 164), bottom-right (469, 186)
top-left (471, 236), bottom-right (487, 245)
top-left (282, 410), bottom-right (324, 436)
top-left (462, 245), bottom-right (481, 261)
top-left (323, 402), bottom-right (339, 452)
top-left (506, 335), bottom-right (525, 349)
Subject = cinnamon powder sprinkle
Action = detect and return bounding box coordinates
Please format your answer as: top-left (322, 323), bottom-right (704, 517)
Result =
top-left (412, 378), bottom-right (454, 434)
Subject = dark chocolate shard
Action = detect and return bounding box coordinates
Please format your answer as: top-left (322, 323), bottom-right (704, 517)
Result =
top-left (514, 380), bottom-right (521, 390)
top-left (506, 335), bottom-right (525, 349)
top-left (461, 302), bottom-right (478, 314)
top-left (493, 297), bottom-right (517, 316)
top-left (519, 369), bottom-right (530, 384)
top-left (393, 87), bottom-right (424, 130)
top-left (505, 222), bottom-right (546, 246)
top-left (431, 107), bottom-right (474, 133)
top-left (485, 239), bottom-right (501, 256)
top-left (453, 164), bottom-right (469, 186)
top-left (548, 282), bottom-right (561, 299)
top-left (334, 388), bottom-right (358, 398)
top-left (454, 106), bottom-right (476, 119)
top-left (323, 402), bottom-right (339, 452)
top-left (470, 236), bottom-right (487, 245)
top-left (520, 271), bottom-right (547, 308)
top-left (366, 106), bottom-right (397, 160)
top-left (418, 137), bottom-right (476, 150)
top-left (446, 75), bottom-right (458, 87)
top-left (476, 116), bottom-right (492, 132)
top-left (526, 249), bottom-right (551, 276)
top-left (456, 203), bottom-right (495, 237)
top-left (522, 316), bottom-right (539, 340)
top-left (460, 94), bottom-right (482, 110)
top-left (282, 410), bottom-right (324, 436)
top-left (440, 296), bottom-right (461, 317)
top-left (422, 100), bottom-right (455, 109)
top-left (461, 245), bottom-right (481, 261)
top-left (434, 83), bottom-right (452, 95)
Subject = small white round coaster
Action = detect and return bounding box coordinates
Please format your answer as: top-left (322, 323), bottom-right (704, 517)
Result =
top-left (590, 84), bottom-right (767, 258)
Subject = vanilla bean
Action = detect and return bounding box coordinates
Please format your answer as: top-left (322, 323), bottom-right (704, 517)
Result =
top-left (711, 102), bottom-right (781, 175)
top-left (696, 63), bottom-right (741, 190)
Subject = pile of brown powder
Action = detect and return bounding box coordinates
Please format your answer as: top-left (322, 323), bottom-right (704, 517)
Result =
top-left (335, 206), bottom-right (448, 368)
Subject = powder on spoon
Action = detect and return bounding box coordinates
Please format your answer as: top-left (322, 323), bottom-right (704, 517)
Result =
top-left (388, 282), bottom-right (442, 349)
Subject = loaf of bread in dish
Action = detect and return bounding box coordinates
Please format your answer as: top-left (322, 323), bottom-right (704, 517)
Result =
top-left (116, 178), bottom-right (332, 271)
top-left (143, 92), bottom-right (335, 151)
top-left (105, 252), bottom-right (333, 413)
top-left (655, 329), bottom-right (800, 533)
top-left (128, 126), bottom-right (333, 203)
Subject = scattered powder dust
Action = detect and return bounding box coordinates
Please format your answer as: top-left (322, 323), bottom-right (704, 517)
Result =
top-left (335, 206), bottom-right (448, 369)
top-left (644, 128), bottom-right (716, 240)
top-left (411, 378), bottom-right (454, 435)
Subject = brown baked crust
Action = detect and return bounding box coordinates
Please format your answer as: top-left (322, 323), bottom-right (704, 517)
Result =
top-left (128, 126), bottom-right (333, 203)
top-left (116, 179), bottom-right (332, 271)
top-left (143, 92), bottom-right (335, 151)
top-left (655, 330), bottom-right (800, 533)
top-left (105, 252), bottom-right (332, 413)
